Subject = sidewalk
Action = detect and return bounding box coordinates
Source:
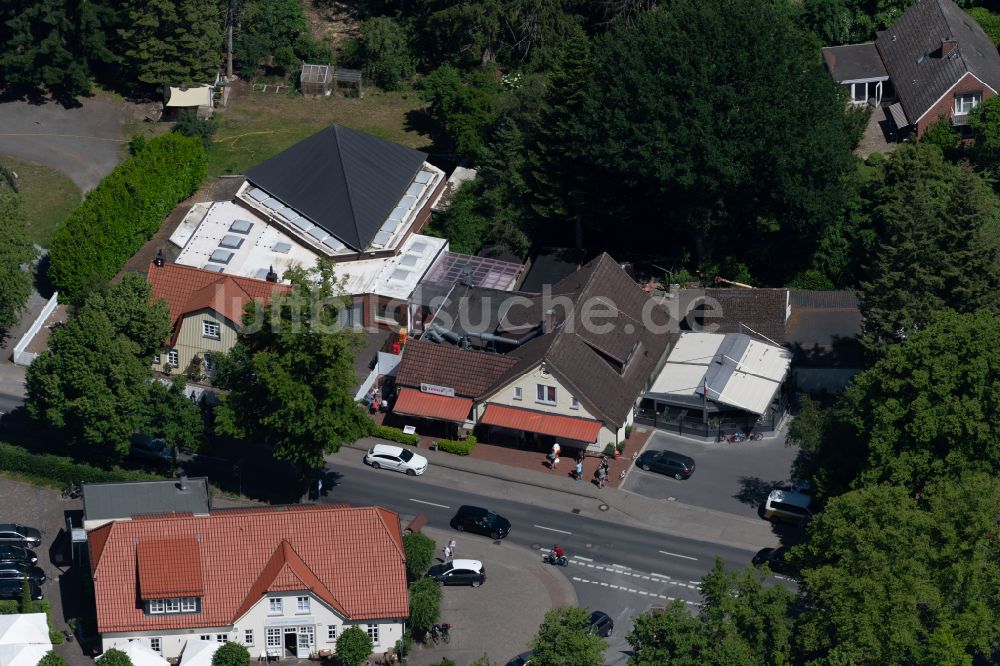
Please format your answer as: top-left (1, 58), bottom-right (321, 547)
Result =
top-left (348, 436), bottom-right (780, 552)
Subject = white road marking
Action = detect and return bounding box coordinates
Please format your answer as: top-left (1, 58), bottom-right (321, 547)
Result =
top-left (689, 580), bottom-right (701, 585)
top-left (409, 499), bottom-right (450, 509)
top-left (534, 524), bottom-right (572, 535)
top-left (570, 576), bottom-right (703, 606)
top-left (573, 555), bottom-right (594, 562)
top-left (650, 572), bottom-right (673, 580)
top-left (659, 550), bottom-right (698, 561)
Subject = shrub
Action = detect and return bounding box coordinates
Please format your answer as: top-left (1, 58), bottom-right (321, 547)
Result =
top-left (624, 424), bottom-right (632, 439)
top-left (0, 441), bottom-right (163, 490)
top-left (372, 424), bottom-right (419, 446)
top-left (38, 653), bottom-right (68, 666)
top-left (173, 109), bottom-right (218, 150)
top-left (603, 443), bottom-right (615, 457)
top-left (212, 641), bottom-right (250, 666)
top-left (403, 532), bottom-right (435, 580)
top-left (358, 17), bottom-right (415, 90)
top-left (97, 648), bottom-right (133, 666)
top-left (436, 435), bottom-right (476, 456)
top-left (48, 133), bottom-right (206, 299)
top-left (0, 600), bottom-right (17, 614)
top-left (615, 441), bottom-right (625, 453)
top-left (335, 626), bottom-right (373, 666)
top-left (408, 578), bottom-right (442, 633)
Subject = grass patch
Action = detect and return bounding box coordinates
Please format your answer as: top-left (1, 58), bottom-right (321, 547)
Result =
top-left (207, 86), bottom-right (435, 176)
top-left (0, 156), bottom-right (81, 248)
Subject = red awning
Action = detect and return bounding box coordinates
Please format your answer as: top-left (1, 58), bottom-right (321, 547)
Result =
top-left (392, 388), bottom-right (472, 423)
top-left (480, 404), bottom-right (602, 443)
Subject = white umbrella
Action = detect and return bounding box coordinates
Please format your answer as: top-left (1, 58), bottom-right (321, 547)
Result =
top-left (103, 640), bottom-right (169, 666)
top-left (0, 614), bottom-right (50, 645)
top-left (0, 644), bottom-right (52, 666)
top-left (179, 640), bottom-right (222, 666)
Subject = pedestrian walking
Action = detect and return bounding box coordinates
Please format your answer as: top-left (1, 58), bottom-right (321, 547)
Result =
top-left (316, 477), bottom-right (323, 498)
top-left (575, 460), bottom-right (583, 483)
top-left (448, 539), bottom-right (456, 556)
top-left (552, 455), bottom-right (560, 470)
top-left (443, 544), bottom-right (452, 559)
top-left (597, 465), bottom-right (607, 489)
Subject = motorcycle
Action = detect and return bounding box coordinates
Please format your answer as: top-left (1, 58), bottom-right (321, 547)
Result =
top-left (543, 552), bottom-right (569, 566)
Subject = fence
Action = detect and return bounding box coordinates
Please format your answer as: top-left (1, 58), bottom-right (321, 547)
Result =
top-left (12, 292), bottom-right (59, 366)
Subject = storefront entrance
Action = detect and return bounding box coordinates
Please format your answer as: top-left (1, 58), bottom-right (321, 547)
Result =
top-left (267, 625), bottom-right (315, 659)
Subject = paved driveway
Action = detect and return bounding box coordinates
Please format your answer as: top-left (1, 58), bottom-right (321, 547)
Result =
top-left (621, 430), bottom-right (802, 519)
top-left (0, 96), bottom-right (125, 192)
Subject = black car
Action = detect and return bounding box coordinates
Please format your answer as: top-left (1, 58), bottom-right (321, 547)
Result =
top-left (587, 610), bottom-right (614, 638)
top-left (0, 523), bottom-right (41, 548)
top-left (0, 578), bottom-right (42, 601)
top-left (427, 559), bottom-right (487, 587)
top-left (0, 562), bottom-right (45, 584)
top-left (450, 505), bottom-right (511, 539)
top-left (0, 545), bottom-right (37, 566)
top-left (506, 652), bottom-right (534, 666)
top-left (752, 546), bottom-right (797, 576)
top-left (635, 450), bottom-right (696, 480)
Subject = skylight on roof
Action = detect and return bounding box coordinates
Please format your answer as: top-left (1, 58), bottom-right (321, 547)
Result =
top-left (291, 216), bottom-right (313, 231)
top-left (219, 235), bottom-right (244, 249)
top-left (261, 198), bottom-right (281, 210)
top-left (307, 226), bottom-right (329, 241)
top-left (254, 268), bottom-right (269, 280)
top-left (276, 206), bottom-right (297, 220)
top-left (406, 183), bottom-right (424, 197)
top-left (414, 171), bottom-right (432, 184)
top-left (248, 188), bottom-right (268, 202)
top-left (399, 195), bottom-right (418, 210)
top-left (322, 237), bottom-right (345, 250)
top-left (381, 218), bottom-right (401, 233)
top-left (389, 206), bottom-right (408, 222)
top-left (273, 242), bottom-right (292, 254)
top-left (400, 254), bottom-right (419, 267)
top-left (229, 219), bottom-right (253, 234)
top-left (372, 230), bottom-right (393, 247)
top-left (202, 264), bottom-right (226, 273)
top-left (410, 241), bottom-right (428, 255)
top-left (390, 269), bottom-right (412, 281)
top-left (209, 249), bottom-right (234, 264)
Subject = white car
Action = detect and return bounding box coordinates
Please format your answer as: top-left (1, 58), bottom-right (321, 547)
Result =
top-left (365, 444), bottom-right (428, 476)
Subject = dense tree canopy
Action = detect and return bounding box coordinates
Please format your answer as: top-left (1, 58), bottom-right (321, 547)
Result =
top-left (530, 606), bottom-right (607, 666)
top-left (118, 0), bottom-right (221, 88)
top-left (0, 187), bottom-right (35, 331)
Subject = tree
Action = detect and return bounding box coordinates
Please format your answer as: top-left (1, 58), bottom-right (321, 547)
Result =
top-left (418, 65), bottom-right (507, 162)
top-left (213, 262), bottom-right (371, 468)
top-left (408, 578), bottom-right (442, 633)
top-left (0, 188), bottom-right (35, 331)
top-left (335, 626), bottom-right (373, 666)
top-left (627, 602), bottom-right (706, 666)
top-left (0, 0), bottom-right (93, 95)
top-left (358, 17), bottom-right (415, 90)
top-left (38, 652), bottom-right (68, 666)
top-left (402, 533), bottom-right (436, 580)
top-left (212, 641), bottom-right (250, 666)
top-left (530, 606), bottom-right (607, 666)
top-left (859, 143), bottom-right (999, 351)
top-left (969, 95), bottom-right (1000, 170)
top-left (98, 649), bottom-right (133, 666)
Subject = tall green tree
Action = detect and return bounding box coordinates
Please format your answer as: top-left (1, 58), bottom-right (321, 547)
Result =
top-left (418, 65), bottom-right (508, 162)
top-left (402, 533), bottom-right (436, 580)
top-left (408, 578), bottom-right (442, 633)
top-left (0, 188), bottom-right (35, 331)
top-left (358, 17), bottom-right (415, 90)
top-left (530, 606), bottom-right (607, 666)
top-left (119, 0), bottom-right (221, 89)
top-left (859, 143), bottom-right (999, 351)
top-left (0, 0), bottom-right (93, 95)
top-left (213, 262), bottom-right (371, 468)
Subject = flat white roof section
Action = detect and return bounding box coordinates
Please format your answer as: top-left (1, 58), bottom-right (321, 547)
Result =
top-left (330, 233), bottom-right (447, 300)
top-left (170, 202), bottom-right (213, 249)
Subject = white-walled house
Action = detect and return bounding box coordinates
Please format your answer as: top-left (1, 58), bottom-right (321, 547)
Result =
top-left (89, 505), bottom-right (408, 660)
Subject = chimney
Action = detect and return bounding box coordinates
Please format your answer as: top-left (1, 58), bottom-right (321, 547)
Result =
top-left (543, 309), bottom-right (556, 334)
top-left (942, 38), bottom-right (957, 56)
top-left (266, 265), bottom-right (278, 283)
top-left (154, 249), bottom-right (165, 268)
top-left (177, 471), bottom-right (188, 491)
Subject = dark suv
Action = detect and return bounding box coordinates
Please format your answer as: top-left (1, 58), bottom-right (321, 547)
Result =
top-left (0, 579), bottom-right (42, 601)
top-left (635, 450), bottom-right (696, 480)
top-left (0, 562), bottom-right (45, 585)
top-left (752, 546), bottom-right (798, 576)
top-left (0, 524), bottom-right (41, 549)
top-left (450, 506), bottom-right (511, 539)
top-left (0, 545), bottom-right (37, 566)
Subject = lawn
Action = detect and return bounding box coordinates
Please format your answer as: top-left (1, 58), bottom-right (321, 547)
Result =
top-left (0, 156), bottom-right (81, 247)
top-left (207, 84), bottom-right (438, 177)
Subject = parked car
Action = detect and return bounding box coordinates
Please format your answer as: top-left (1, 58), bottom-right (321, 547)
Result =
top-left (506, 652), bottom-right (534, 666)
top-left (762, 489), bottom-right (812, 525)
top-left (427, 559), bottom-right (486, 587)
top-left (0, 524), bottom-right (41, 549)
top-left (0, 578), bottom-right (42, 601)
top-left (752, 546), bottom-right (798, 576)
top-left (635, 450), bottom-right (696, 480)
top-left (0, 562), bottom-right (45, 584)
top-left (587, 610), bottom-right (614, 637)
top-left (364, 444), bottom-right (428, 476)
top-left (450, 505), bottom-right (511, 539)
top-left (0, 545), bottom-right (37, 566)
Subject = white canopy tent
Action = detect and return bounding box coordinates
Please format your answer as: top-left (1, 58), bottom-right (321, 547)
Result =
top-left (0, 614), bottom-right (50, 645)
top-left (0, 644), bottom-right (51, 666)
top-left (178, 639), bottom-right (221, 666)
top-left (102, 640), bottom-right (170, 666)
top-left (164, 84), bottom-right (213, 108)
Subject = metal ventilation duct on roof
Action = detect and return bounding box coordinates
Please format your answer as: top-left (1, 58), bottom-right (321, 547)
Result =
top-left (202, 264), bottom-right (226, 273)
top-left (322, 236), bottom-right (345, 250)
top-left (273, 242), bottom-right (292, 254)
top-left (229, 219), bottom-right (253, 234)
top-left (209, 249), bottom-right (234, 264)
top-left (307, 226), bottom-right (329, 241)
top-left (248, 188), bottom-right (269, 202)
top-left (219, 234), bottom-right (244, 249)
top-left (414, 171), bottom-right (432, 184)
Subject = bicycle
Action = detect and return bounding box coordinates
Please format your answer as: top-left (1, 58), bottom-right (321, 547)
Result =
top-left (430, 623), bottom-right (451, 645)
top-left (62, 480), bottom-right (82, 500)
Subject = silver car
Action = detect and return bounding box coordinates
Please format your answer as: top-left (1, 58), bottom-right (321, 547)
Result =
top-left (364, 444), bottom-right (428, 476)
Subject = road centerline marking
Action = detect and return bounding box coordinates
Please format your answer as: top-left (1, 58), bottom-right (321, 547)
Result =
top-left (659, 550), bottom-right (698, 561)
top-left (534, 524), bottom-right (572, 535)
top-left (409, 499), bottom-right (450, 509)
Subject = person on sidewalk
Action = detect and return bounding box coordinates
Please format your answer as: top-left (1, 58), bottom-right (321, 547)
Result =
top-left (443, 544), bottom-right (452, 560)
top-left (551, 455), bottom-right (560, 471)
top-left (575, 460), bottom-right (583, 483)
top-left (549, 442), bottom-right (561, 469)
top-left (597, 465), bottom-right (607, 488)
top-left (448, 539), bottom-right (456, 556)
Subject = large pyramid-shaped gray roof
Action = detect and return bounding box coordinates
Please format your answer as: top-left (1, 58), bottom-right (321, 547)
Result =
top-left (245, 124), bottom-right (427, 251)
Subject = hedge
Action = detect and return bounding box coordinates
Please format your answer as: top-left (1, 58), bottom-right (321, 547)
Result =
top-left (48, 133), bottom-right (207, 299)
top-left (0, 442), bottom-right (163, 489)
top-left (0, 600), bottom-right (17, 614)
top-left (435, 435), bottom-right (476, 456)
top-left (372, 424), bottom-right (420, 446)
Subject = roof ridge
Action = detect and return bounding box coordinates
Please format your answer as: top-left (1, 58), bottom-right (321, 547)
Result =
top-left (334, 125), bottom-right (363, 250)
top-left (372, 507), bottom-right (406, 561)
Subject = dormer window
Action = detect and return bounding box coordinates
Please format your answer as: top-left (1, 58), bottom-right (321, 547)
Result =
top-left (146, 597), bottom-right (200, 614)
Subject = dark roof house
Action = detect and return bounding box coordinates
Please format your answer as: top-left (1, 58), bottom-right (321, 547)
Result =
top-left (82, 478), bottom-right (211, 530)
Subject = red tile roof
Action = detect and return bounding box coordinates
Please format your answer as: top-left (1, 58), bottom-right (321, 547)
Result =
top-left (480, 404), bottom-right (602, 443)
top-left (146, 262), bottom-right (291, 341)
top-left (137, 537), bottom-right (204, 598)
top-left (393, 388), bottom-right (473, 423)
top-left (89, 505), bottom-right (407, 633)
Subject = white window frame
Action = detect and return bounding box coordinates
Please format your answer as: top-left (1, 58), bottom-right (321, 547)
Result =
top-left (268, 598), bottom-right (282, 614)
top-left (180, 597), bottom-right (197, 612)
top-left (570, 396), bottom-right (580, 410)
top-left (216, 634), bottom-right (228, 643)
top-left (244, 629), bottom-right (254, 645)
top-left (955, 92), bottom-right (982, 115)
top-left (150, 638), bottom-right (161, 653)
top-left (153, 354), bottom-right (160, 365)
top-left (203, 353), bottom-right (213, 372)
top-left (296, 596), bottom-right (310, 612)
top-left (148, 599), bottom-right (165, 614)
top-left (367, 625), bottom-right (379, 646)
top-left (266, 628), bottom-right (281, 647)
top-left (167, 350), bottom-right (179, 367)
top-left (327, 625), bottom-right (337, 642)
top-left (536, 384), bottom-right (557, 405)
top-left (164, 598), bottom-right (179, 613)
top-left (513, 387), bottom-right (522, 401)
top-left (203, 320), bottom-right (221, 339)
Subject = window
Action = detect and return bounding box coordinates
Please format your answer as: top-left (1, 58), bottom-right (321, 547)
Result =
top-left (203, 321), bottom-right (221, 338)
top-left (296, 596), bottom-right (310, 612)
top-left (153, 354), bottom-right (160, 365)
top-left (367, 625), bottom-right (379, 646)
top-left (852, 82), bottom-right (868, 103)
top-left (200, 636), bottom-right (211, 641)
top-left (164, 598), bottom-right (180, 613)
top-left (570, 396), bottom-right (580, 410)
top-left (150, 638), bottom-right (161, 653)
top-left (167, 349), bottom-right (179, 367)
top-left (513, 387), bottom-right (522, 401)
top-left (955, 92), bottom-right (982, 115)
top-left (180, 597), bottom-right (198, 612)
top-left (216, 634), bottom-right (228, 643)
top-left (266, 629), bottom-right (281, 648)
top-left (244, 629), bottom-right (254, 645)
top-left (148, 599), bottom-right (165, 614)
top-left (536, 384), bottom-right (557, 404)
top-left (203, 353), bottom-right (214, 373)
top-left (327, 625), bottom-right (337, 642)
top-left (268, 598), bottom-right (282, 614)
top-left (376, 302), bottom-right (398, 323)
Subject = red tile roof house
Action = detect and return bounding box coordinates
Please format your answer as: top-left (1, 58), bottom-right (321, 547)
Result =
top-left (822, 0), bottom-right (1000, 137)
top-left (146, 261), bottom-right (291, 379)
top-left (89, 505), bottom-right (408, 660)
